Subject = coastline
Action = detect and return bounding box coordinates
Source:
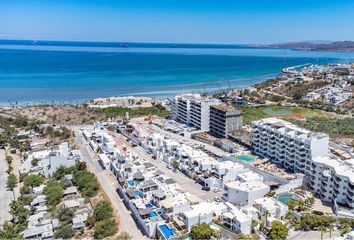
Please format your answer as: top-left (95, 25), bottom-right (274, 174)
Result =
top-left (1, 42), bottom-right (354, 106)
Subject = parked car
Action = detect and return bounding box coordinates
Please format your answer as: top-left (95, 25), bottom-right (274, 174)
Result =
top-left (202, 186), bottom-right (211, 191)
top-left (173, 169), bottom-right (178, 173)
top-left (214, 197), bottom-right (221, 202)
top-left (152, 155), bottom-right (157, 160)
top-left (167, 165), bottom-right (173, 170)
top-left (213, 188), bottom-right (221, 193)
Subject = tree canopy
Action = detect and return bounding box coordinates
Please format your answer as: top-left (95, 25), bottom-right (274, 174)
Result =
top-left (93, 218), bottom-right (118, 239)
top-left (54, 225), bottom-right (75, 239)
top-left (190, 223), bottom-right (216, 240)
top-left (94, 200), bottom-right (113, 222)
top-left (44, 180), bottom-right (64, 206)
top-left (269, 221), bottom-right (288, 240)
top-left (6, 174), bottom-right (17, 190)
top-left (73, 171), bottom-right (99, 197)
top-left (23, 174), bottom-right (44, 187)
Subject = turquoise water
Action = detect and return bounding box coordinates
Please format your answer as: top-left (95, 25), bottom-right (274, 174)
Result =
top-left (149, 212), bottom-right (158, 218)
top-left (159, 224), bottom-right (176, 238)
top-left (127, 180), bottom-right (135, 186)
top-left (134, 190), bottom-right (142, 197)
top-left (145, 203), bottom-right (153, 209)
top-left (1, 41), bottom-right (354, 105)
top-left (235, 155), bottom-right (255, 162)
top-left (277, 194), bottom-right (299, 204)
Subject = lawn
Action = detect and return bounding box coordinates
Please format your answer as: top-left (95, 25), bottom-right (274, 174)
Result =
top-left (242, 105), bottom-right (330, 125)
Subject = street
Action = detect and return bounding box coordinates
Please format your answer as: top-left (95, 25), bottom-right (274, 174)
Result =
top-left (0, 149), bottom-right (12, 224)
top-left (73, 129), bottom-right (145, 240)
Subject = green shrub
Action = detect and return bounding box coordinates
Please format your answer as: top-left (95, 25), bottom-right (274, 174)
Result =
top-left (54, 225), bottom-right (75, 239)
top-left (23, 174), bottom-right (44, 187)
top-left (44, 180), bottom-right (64, 206)
top-left (94, 200), bottom-right (113, 221)
top-left (94, 218), bottom-right (118, 239)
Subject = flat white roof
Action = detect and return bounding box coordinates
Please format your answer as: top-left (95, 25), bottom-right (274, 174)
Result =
top-left (225, 180), bottom-right (269, 192)
top-left (313, 156), bottom-right (354, 183)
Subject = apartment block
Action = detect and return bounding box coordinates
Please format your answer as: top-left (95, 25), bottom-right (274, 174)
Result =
top-left (223, 180), bottom-right (270, 206)
top-left (254, 197), bottom-right (288, 226)
top-left (309, 156), bottom-right (354, 209)
top-left (252, 118), bottom-right (329, 173)
top-left (172, 94), bottom-right (220, 131)
top-left (209, 103), bottom-right (243, 138)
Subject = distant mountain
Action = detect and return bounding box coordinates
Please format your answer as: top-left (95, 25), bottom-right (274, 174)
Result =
top-left (258, 41), bottom-right (354, 51)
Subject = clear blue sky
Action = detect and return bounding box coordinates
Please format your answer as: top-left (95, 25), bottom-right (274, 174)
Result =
top-left (0, 0), bottom-right (353, 44)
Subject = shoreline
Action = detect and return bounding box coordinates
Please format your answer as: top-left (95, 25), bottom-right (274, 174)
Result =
top-left (0, 74), bottom-right (277, 107)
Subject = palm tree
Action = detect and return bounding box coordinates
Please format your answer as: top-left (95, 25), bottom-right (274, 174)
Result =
top-left (319, 225), bottom-right (328, 240)
top-left (328, 224), bottom-right (335, 238)
top-left (251, 220), bottom-right (259, 233)
top-left (263, 210), bottom-right (270, 226)
top-left (298, 200), bottom-right (305, 211)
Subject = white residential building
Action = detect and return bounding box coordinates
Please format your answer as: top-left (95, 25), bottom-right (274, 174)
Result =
top-left (252, 118), bottom-right (329, 173)
top-left (189, 96), bottom-right (221, 131)
top-left (254, 197), bottom-right (288, 226)
top-left (160, 194), bottom-right (191, 218)
top-left (222, 209), bottom-right (252, 234)
top-left (183, 202), bottom-right (227, 230)
top-left (223, 180), bottom-right (270, 206)
top-left (303, 92), bottom-right (321, 102)
top-left (236, 171), bottom-right (263, 183)
top-left (310, 156), bottom-right (354, 209)
top-left (172, 94), bottom-right (220, 131)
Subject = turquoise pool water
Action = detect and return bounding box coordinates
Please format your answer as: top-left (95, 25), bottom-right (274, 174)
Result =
top-left (235, 155), bottom-right (255, 162)
top-left (134, 190), bottom-right (142, 197)
top-left (145, 203), bottom-right (153, 209)
top-left (159, 224), bottom-right (176, 239)
top-left (149, 212), bottom-right (158, 218)
top-left (277, 193), bottom-right (300, 204)
top-left (128, 180), bottom-right (135, 186)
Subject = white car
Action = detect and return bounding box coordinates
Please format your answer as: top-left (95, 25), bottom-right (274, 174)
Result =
top-left (213, 188), bottom-right (221, 193)
top-left (167, 165), bottom-right (173, 170)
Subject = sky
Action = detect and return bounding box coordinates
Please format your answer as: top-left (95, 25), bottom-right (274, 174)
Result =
top-left (0, 0), bottom-right (353, 44)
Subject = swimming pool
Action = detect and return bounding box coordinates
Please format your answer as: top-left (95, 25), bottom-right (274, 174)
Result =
top-left (145, 203), bottom-right (153, 209)
top-left (159, 224), bottom-right (176, 239)
top-left (235, 155), bottom-right (255, 162)
top-left (134, 190), bottom-right (142, 197)
top-left (128, 180), bottom-right (135, 186)
top-left (277, 193), bottom-right (300, 205)
top-left (149, 211), bottom-right (158, 218)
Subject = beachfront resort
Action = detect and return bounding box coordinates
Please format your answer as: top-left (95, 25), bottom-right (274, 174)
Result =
top-left (0, 62), bottom-right (354, 240)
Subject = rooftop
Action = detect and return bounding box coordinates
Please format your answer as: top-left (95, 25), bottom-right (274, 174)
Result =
top-left (313, 156), bottom-right (354, 183)
top-left (225, 180), bottom-right (269, 192)
top-left (211, 103), bottom-right (240, 113)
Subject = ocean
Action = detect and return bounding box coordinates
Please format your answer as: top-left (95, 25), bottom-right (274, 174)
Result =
top-left (0, 40), bottom-right (354, 105)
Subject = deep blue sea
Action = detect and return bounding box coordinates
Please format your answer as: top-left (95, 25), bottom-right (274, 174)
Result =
top-left (0, 40), bottom-right (354, 105)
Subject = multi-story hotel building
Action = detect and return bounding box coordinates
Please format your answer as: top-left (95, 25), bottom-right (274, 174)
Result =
top-left (251, 118), bottom-right (329, 174)
top-left (310, 156), bottom-right (354, 209)
top-left (172, 94), bottom-right (220, 131)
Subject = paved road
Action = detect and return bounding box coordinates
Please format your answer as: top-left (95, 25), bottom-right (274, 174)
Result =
top-left (288, 229), bottom-right (340, 240)
top-left (113, 132), bottom-right (222, 201)
top-left (0, 150), bottom-right (13, 224)
top-left (73, 129), bottom-right (145, 240)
